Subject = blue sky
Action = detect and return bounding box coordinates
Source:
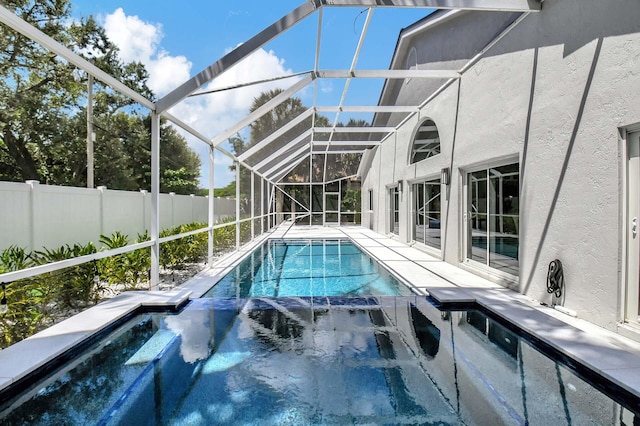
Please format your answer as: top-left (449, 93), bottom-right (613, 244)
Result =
top-left (70, 1), bottom-right (432, 188)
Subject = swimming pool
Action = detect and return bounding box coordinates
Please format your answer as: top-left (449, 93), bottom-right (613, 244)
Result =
top-left (204, 239), bottom-right (413, 297)
top-left (1, 296), bottom-right (635, 425)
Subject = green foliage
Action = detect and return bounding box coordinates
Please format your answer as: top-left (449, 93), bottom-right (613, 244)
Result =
top-left (0, 246), bottom-right (31, 273)
top-left (0, 241), bottom-right (101, 347)
top-left (32, 242), bottom-right (98, 308)
top-left (0, 218), bottom-right (255, 348)
top-left (214, 181), bottom-right (236, 197)
top-left (341, 189), bottom-right (361, 212)
top-left (97, 232), bottom-right (150, 289)
top-left (229, 90), bottom-right (363, 185)
top-left (0, 1), bottom-right (202, 194)
top-left (160, 222), bottom-right (208, 270)
top-left (1, 278), bottom-right (49, 347)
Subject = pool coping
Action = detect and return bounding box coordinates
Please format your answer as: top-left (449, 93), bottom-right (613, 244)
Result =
top-left (335, 227), bottom-right (640, 405)
top-left (0, 290), bottom-right (191, 394)
top-left (2, 223), bottom-right (640, 408)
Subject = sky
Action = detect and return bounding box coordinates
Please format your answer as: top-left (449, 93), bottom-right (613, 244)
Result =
top-left (70, 1), bottom-right (432, 188)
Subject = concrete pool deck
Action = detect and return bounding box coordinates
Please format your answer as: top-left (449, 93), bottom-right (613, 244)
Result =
top-left (2, 222), bottom-right (640, 408)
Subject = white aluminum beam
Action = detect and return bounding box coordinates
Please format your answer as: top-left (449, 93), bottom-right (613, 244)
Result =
top-left (239, 108), bottom-right (314, 161)
top-left (208, 146), bottom-right (214, 265)
top-left (156, 2), bottom-right (318, 113)
top-left (314, 127), bottom-right (395, 133)
top-left (374, 8), bottom-right (533, 149)
top-left (253, 129), bottom-right (313, 171)
top-left (312, 149), bottom-right (366, 154)
top-left (272, 155), bottom-right (310, 183)
top-left (0, 241), bottom-right (154, 283)
top-left (261, 146), bottom-right (310, 179)
top-left (150, 112), bottom-right (160, 290)
top-left (0, 5), bottom-right (155, 110)
top-left (414, 138), bottom-right (440, 144)
top-left (274, 183), bottom-right (311, 212)
top-left (323, 8), bottom-right (373, 153)
top-left (190, 70), bottom-right (311, 97)
top-left (318, 0), bottom-right (541, 12)
top-left (163, 112), bottom-right (272, 183)
top-left (316, 69), bottom-right (460, 79)
top-left (313, 9), bottom-right (323, 109)
top-left (263, 145), bottom-right (310, 178)
top-left (313, 141), bottom-right (381, 146)
top-left (316, 106), bottom-right (419, 113)
top-left (210, 75), bottom-right (313, 147)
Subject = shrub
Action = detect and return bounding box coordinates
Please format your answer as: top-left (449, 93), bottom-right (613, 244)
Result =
top-left (32, 242), bottom-right (98, 308)
top-left (98, 232), bottom-right (150, 289)
top-left (0, 219), bottom-right (258, 347)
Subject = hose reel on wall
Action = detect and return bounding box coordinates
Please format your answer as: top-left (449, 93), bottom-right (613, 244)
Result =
top-left (546, 259), bottom-right (564, 299)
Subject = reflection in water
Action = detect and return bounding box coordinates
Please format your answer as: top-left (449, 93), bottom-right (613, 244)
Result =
top-left (247, 307), bottom-right (307, 342)
top-left (410, 303), bottom-right (440, 359)
top-left (164, 306), bottom-right (214, 363)
top-left (2, 298), bottom-right (637, 426)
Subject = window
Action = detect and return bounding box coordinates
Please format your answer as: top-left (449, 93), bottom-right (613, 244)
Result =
top-left (466, 163), bottom-right (519, 276)
top-left (412, 178), bottom-right (441, 250)
top-left (389, 186), bottom-right (399, 235)
top-left (410, 119), bottom-right (440, 164)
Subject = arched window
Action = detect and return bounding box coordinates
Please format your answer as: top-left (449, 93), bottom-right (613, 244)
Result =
top-left (405, 47), bottom-right (417, 85)
top-left (410, 119), bottom-right (440, 163)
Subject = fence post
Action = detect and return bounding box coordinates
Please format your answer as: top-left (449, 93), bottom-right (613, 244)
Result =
top-left (169, 192), bottom-right (176, 228)
top-left (190, 194), bottom-right (195, 223)
top-left (97, 186), bottom-right (107, 240)
top-left (26, 180), bottom-right (39, 251)
top-left (140, 190), bottom-right (147, 235)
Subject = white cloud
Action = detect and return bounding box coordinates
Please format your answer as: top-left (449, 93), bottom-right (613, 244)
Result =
top-left (101, 9), bottom-right (301, 187)
top-left (172, 46), bottom-right (297, 135)
top-left (169, 47), bottom-right (301, 186)
top-left (103, 8), bottom-right (191, 97)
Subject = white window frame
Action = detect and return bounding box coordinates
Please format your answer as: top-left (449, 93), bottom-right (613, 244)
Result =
top-left (409, 118), bottom-right (441, 164)
top-left (624, 127), bottom-right (640, 325)
top-left (410, 175), bottom-right (443, 257)
top-left (461, 157), bottom-right (520, 283)
top-left (388, 184), bottom-right (400, 236)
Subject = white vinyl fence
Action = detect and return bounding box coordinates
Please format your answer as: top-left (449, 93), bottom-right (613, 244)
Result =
top-left (0, 181), bottom-right (236, 252)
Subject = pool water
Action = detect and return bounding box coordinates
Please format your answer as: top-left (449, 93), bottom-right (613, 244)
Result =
top-left (472, 235), bottom-right (519, 259)
top-left (1, 297), bottom-right (634, 425)
top-left (204, 239), bottom-right (413, 297)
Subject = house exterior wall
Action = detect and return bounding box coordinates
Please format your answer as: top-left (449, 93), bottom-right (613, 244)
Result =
top-left (375, 10), bottom-right (520, 128)
top-left (363, 0), bottom-right (640, 332)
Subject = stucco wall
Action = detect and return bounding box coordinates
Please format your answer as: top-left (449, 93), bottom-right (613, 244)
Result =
top-left (375, 10), bottom-right (519, 128)
top-left (363, 0), bottom-right (640, 331)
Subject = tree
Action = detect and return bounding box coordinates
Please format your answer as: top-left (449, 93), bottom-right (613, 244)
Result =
top-left (0, 1), bottom-right (201, 194)
top-left (0, 1), bottom-right (146, 181)
top-left (156, 118), bottom-right (201, 194)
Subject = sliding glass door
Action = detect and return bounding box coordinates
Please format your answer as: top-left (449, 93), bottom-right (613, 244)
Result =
top-left (412, 179), bottom-right (441, 250)
top-left (389, 186), bottom-right (399, 235)
top-left (466, 163), bottom-right (519, 276)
